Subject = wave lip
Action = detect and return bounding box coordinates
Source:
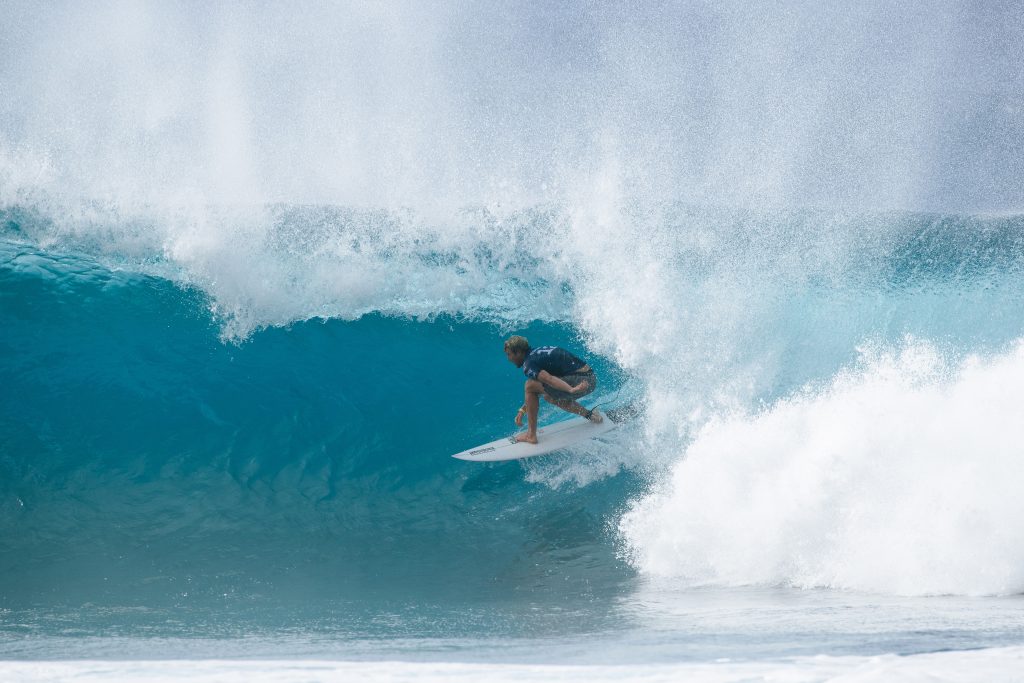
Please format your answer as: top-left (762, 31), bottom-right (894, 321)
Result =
top-left (0, 202), bottom-right (581, 339)
top-left (620, 340), bottom-right (1024, 597)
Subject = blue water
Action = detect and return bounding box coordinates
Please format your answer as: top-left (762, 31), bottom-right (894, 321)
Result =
top-left (3, 2), bottom-right (1024, 680)
top-left (3, 207), bottom-right (1024, 669)
top-left (0, 235), bottom-right (635, 611)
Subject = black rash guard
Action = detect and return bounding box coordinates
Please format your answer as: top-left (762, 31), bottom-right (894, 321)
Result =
top-left (522, 346), bottom-right (588, 380)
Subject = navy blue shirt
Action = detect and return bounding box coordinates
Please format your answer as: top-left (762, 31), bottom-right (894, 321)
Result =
top-left (522, 346), bottom-right (587, 380)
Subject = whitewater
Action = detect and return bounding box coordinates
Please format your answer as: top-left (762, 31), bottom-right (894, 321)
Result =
top-left (3, 1), bottom-right (1024, 681)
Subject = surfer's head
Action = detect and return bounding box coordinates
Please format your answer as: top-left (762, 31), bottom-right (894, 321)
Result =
top-left (504, 335), bottom-right (530, 367)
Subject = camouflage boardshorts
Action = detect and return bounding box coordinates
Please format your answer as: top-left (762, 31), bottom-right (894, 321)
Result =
top-left (542, 370), bottom-right (597, 403)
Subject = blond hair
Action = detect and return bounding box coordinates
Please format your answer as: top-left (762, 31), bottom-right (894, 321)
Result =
top-left (503, 335), bottom-right (530, 354)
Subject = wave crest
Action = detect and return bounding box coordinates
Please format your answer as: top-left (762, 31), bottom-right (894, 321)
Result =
top-left (620, 339), bottom-right (1024, 596)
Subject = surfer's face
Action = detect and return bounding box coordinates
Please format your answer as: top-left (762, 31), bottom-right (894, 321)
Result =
top-left (505, 348), bottom-right (525, 367)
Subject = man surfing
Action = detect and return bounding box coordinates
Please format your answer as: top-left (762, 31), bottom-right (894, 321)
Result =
top-left (503, 335), bottom-right (603, 444)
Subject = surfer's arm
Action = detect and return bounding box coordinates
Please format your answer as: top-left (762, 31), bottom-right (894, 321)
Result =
top-left (537, 370), bottom-right (586, 394)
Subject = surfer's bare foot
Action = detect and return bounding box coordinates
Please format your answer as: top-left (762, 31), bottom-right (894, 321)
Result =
top-left (515, 432), bottom-right (538, 444)
top-left (586, 408), bottom-right (603, 424)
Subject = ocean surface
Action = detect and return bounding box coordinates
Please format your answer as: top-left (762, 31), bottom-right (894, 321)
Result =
top-left (3, 2), bottom-right (1024, 681)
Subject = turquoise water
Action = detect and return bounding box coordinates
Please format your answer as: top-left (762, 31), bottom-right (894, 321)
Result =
top-left (3, 208), bottom-right (1024, 670)
top-left (0, 234), bottom-right (635, 614)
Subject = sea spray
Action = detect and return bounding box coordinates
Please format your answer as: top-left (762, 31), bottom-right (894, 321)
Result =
top-left (620, 339), bottom-right (1024, 596)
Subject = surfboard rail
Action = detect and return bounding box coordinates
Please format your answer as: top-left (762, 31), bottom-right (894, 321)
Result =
top-left (452, 414), bottom-right (617, 462)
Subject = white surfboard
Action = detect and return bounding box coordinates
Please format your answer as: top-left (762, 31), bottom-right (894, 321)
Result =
top-left (452, 414), bottom-right (617, 462)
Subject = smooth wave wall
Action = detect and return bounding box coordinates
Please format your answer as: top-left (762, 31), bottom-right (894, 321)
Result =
top-left (0, 240), bottom-right (638, 612)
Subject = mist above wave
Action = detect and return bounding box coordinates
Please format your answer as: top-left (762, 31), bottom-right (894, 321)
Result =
top-left (1, 1), bottom-right (1022, 213)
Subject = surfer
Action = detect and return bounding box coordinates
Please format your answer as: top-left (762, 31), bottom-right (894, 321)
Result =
top-left (504, 335), bottom-right (602, 444)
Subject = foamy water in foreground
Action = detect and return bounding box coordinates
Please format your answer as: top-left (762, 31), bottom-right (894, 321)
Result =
top-left (5, 647), bottom-right (1024, 683)
top-left (4, 586), bottom-right (1023, 681)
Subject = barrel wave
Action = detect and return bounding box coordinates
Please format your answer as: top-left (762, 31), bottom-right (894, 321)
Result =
top-left (3, 203), bottom-right (1024, 622)
top-left (0, 232), bottom-right (641, 631)
top-left (3, 3), bottom-right (1024, 660)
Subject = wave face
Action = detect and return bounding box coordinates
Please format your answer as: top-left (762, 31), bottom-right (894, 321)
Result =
top-left (3, 205), bottom-right (1024, 614)
top-left (3, 2), bottom-right (1024, 626)
top-left (0, 233), bottom-right (639, 619)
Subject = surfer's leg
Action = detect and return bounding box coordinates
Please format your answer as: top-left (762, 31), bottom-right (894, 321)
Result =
top-left (543, 395), bottom-right (603, 422)
top-left (541, 372), bottom-right (602, 423)
top-left (543, 395), bottom-right (584, 415)
top-left (515, 379), bottom-right (544, 444)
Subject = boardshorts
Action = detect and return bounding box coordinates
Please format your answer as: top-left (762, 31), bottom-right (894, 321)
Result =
top-left (543, 370), bottom-right (597, 403)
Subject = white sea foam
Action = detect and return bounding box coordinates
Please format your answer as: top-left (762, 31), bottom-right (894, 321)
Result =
top-left (3, 0), bottom-right (1023, 344)
top-left (3, 647), bottom-right (1024, 683)
top-left (620, 339), bottom-right (1024, 596)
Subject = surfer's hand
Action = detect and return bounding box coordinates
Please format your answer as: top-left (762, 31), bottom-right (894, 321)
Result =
top-left (515, 409), bottom-right (526, 426)
top-left (571, 381), bottom-right (589, 394)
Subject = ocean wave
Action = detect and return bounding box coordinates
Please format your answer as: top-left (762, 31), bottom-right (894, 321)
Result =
top-left (0, 241), bottom-right (636, 608)
top-left (3, 200), bottom-right (1024, 601)
top-left (620, 338), bottom-right (1024, 596)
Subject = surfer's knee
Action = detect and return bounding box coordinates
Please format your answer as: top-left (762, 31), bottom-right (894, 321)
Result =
top-left (525, 378), bottom-right (544, 392)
